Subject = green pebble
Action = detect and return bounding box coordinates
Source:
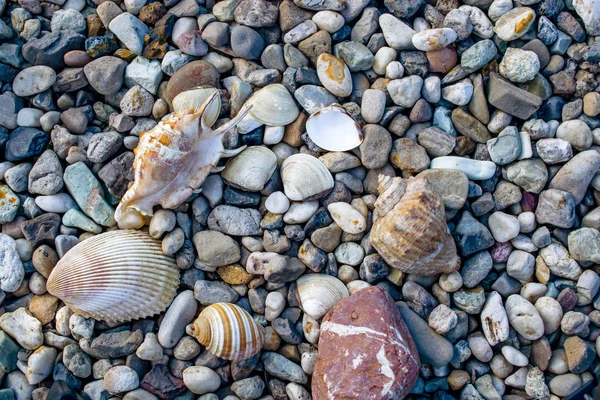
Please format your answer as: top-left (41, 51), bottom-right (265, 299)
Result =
top-left (62, 209), bottom-right (102, 234)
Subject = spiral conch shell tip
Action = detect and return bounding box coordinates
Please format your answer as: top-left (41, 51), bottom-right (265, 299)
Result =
top-left (114, 92), bottom-right (251, 229)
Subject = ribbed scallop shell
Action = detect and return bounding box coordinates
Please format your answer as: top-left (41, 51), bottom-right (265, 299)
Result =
top-left (191, 303), bottom-right (264, 362)
top-left (296, 274), bottom-right (349, 320)
top-left (245, 84), bottom-right (299, 126)
top-left (221, 146), bottom-right (277, 191)
top-left (281, 154), bottom-right (334, 201)
top-left (46, 230), bottom-right (179, 323)
top-left (172, 87), bottom-right (221, 127)
top-left (370, 176), bottom-right (461, 276)
top-left (305, 104), bottom-right (363, 151)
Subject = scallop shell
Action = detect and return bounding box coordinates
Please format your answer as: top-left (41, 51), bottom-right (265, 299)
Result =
top-left (305, 104), bottom-right (363, 151)
top-left (191, 303), bottom-right (264, 362)
top-left (172, 87), bottom-right (221, 127)
top-left (46, 230), bottom-right (179, 323)
top-left (115, 92), bottom-right (250, 229)
top-left (281, 154), bottom-right (334, 201)
top-left (221, 146), bottom-right (277, 191)
top-left (244, 84), bottom-right (300, 126)
top-left (370, 176), bottom-right (461, 276)
top-left (296, 274), bottom-right (349, 320)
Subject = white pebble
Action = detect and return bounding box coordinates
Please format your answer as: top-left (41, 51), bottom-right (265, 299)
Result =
top-left (372, 47), bottom-right (397, 75)
top-left (501, 346), bottom-right (528, 367)
top-left (312, 11), bottom-right (344, 33)
top-left (263, 126), bottom-right (285, 145)
top-left (104, 366), bottom-right (139, 395)
top-left (488, 211), bottom-right (520, 242)
top-left (430, 156), bottom-right (496, 180)
top-left (182, 366), bottom-right (221, 395)
top-left (69, 314), bottom-right (95, 339)
top-left (518, 212), bottom-right (536, 233)
top-left (327, 202), bottom-right (366, 234)
top-left (283, 201), bottom-right (319, 224)
top-left (265, 291), bottom-right (285, 321)
top-left (385, 61), bottom-right (404, 79)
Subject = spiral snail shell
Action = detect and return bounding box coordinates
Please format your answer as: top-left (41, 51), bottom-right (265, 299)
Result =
top-left (47, 230), bottom-right (179, 323)
top-left (191, 303), bottom-right (264, 362)
top-left (370, 175), bottom-right (461, 276)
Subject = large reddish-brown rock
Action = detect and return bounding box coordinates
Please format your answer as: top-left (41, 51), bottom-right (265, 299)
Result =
top-left (312, 286), bottom-right (420, 400)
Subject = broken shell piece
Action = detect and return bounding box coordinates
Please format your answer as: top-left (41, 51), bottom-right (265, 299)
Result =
top-left (370, 176), bottom-right (461, 276)
top-left (281, 154), bottom-right (334, 201)
top-left (46, 230), bottom-right (179, 323)
top-left (244, 84), bottom-right (300, 126)
top-left (305, 104), bottom-right (364, 152)
top-left (172, 87), bottom-right (221, 127)
top-left (191, 303), bottom-right (264, 361)
top-left (221, 146), bottom-right (277, 191)
top-left (296, 274), bottom-right (349, 320)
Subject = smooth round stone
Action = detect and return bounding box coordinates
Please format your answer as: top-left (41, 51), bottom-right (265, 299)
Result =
top-left (83, 56), bottom-right (127, 95)
top-left (283, 201), bottom-right (319, 224)
top-left (263, 126), bottom-right (284, 145)
top-left (488, 212), bottom-right (520, 242)
top-left (265, 292), bottom-right (285, 321)
top-left (373, 47), bottom-right (397, 75)
top-left (412, 28), bottom-right (457, 51)
top-left (385, 61), bottom-right (404, 79)
top-left (17, 108), bottom-right (44, 127)
top-left (327, 202), bottom-right (366, 234)
top-left (103, 366), bottom-right (139, 394)
top-left (501, 346), bottom-right (528, 367)
top-left (312, 11), bottom-right (344, 33)
top-left (379, 14), bottom-right (416, 50)
top-left (334, 242), bottom-right (364, 266)
top-left (549, 374), bottom-right (581, 397)
top-left (499, 47), bottom-right (540, 83)
top-left (441, 78), bottom-right (473, 106)
top-left (461, 39), bottom-right (498, 72)
top-left (493, 7), bottom-right (536, 41)
top-left (40, 111), bottom-right (62, 132)
top-left (157, 290), bottom-right (197, 348)
top-left (316, 53), bottom-right (352, 97)
top-left (182, 366), bottom-right (221, 395)
top-left (231, 25), bottom-right (265, 60)
top-left (505, 294), bottom-right (544, 340)
top-left (12, 66), bottom-right (56, 97)
top-left (430, 156), bottom-right (496, 180)
top-left (172, 17), bottom-right (199, 44)
top-left (265, 191), bottom-right (290, 214)
top-left (176, 30), bottom-right (208, 57)
top-left (35, 193), bottom-right (77, 213)
top-left (283, 20), bottom-right (317, 44)
top-left (487, 126), bottom-right (521, 165)
top-left (108, 13), bottom-right (149, 55)
top-left (361, 89), bottom-right (386, 123)
top-left (555, 120), bottom-right (592, 151)
top-left (388, 75), bottom-right (423, 107)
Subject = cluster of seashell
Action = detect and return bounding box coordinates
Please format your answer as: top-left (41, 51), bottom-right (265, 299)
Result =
top-left (370, 175), bottom-right (461, 276)
top-left (47, 230), bottom-right (180, 323)
top-left (190, 303), bottom-right (264, 362)
top-left (237, 84), bottom-right (300, 133)
top-left (295, 274), bottom-right (349, 320)
top-left (114, 91), bottom-right (250, 230)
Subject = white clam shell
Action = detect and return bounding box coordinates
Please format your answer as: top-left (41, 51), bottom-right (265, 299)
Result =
top-left (305, 104), bottom-right (363, 151)
top-left (245, 84), bottom-right (300, 126)
top-left (281, 154), bottom-right (334, 201)
top-left (47, 230), bottom-right (179, 323)
top-left (172, 87), bottom-right (221, 127)
top-left (191, 303), bottom-right (264, 362)
top-left (221, 146), bottom-right (277, 191)
top-left (296, 274), bottom-right (349, 320)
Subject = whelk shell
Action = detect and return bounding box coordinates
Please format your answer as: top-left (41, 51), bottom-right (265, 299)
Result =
top-left (296, 274), bottom-right (349, 320)
top-left (281, 154), bottom-right (334, 201)
top-left (191, 303), bottom-right (264, 362)
top-left (172, 87), bottom-right (221, 127)
top-left (47, 230), bottom-right (179, 323)
top-left (305, 104), bottom-right (364, 152)
top-left (370, 175), bottom-right (461, 276)
top-left (114, 92), bottom-right (250, 229)
top-left (244, 84), bottom-right (300, 126)
top-left (221, 146), bottom-right (277, 191)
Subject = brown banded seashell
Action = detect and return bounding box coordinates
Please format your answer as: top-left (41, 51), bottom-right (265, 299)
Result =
top-left (370, 175), bottom-right (461, 276)
top-left (296, 274), bottom-right (349, 320)
top-left (280, 154), bottom-right (334, 201)
top-left (305, 104), bottom-right (363, 151)
top-left (221, 146), bottom-right (277, 191)
top-left (191, 303), bottom-right (264, 361)
top-left (244, 84), bottom-right (299, 126)
top-left (114, 92), bottom-right (250, 229)
top-left (172, 87), bottom-right (221, 127)
top-left (46, 230), bottom-right (179, 323)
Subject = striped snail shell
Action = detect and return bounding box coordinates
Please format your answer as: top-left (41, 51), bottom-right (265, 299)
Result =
top-left (191, 303), bottom-right (264, 362)
top-left (47, 230), bottom-right (179, 323)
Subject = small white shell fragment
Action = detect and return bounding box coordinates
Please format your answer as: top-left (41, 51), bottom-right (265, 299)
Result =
top-left (412, 28), bottom-right (458, 51)
top-left (430, 156), bottom-right (497, 180)
top-left (305, 104), bottom-right (363, 151)
top-left (327, 202), bottom-right (366, 234)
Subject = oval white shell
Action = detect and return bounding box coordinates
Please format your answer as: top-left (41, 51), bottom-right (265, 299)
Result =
top-left (296, 274), bottom-right (349, 320)
top-left (172, 87), bottom-right (221, 127)
top-left (305, 104), bottom-right (364, 151)
top-left (281, 154), bottom-right (334, 201)
top-left (221, 146), bottom-right (277, 192)
top-left (191, 303), bottom-right (264, 362)
top-left (47, 230), bottom-right (179, 323)
top-left (245, 84), bottom-right (300, 126)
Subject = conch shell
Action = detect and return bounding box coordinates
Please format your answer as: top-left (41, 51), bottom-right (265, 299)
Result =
top-left (114, 93), bottom-right (250, 229)
top-left (370, 175), bottom-right (460, 276)
top-left (47, 230), bottom-right (179, 323)
top-left (191, 303), bottom-right (264, 361)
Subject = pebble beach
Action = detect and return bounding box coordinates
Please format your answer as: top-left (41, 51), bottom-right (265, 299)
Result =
top-left (1, 0), bottom-right (600, 399)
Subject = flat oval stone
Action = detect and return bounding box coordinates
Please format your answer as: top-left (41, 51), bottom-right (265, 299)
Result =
top-left (493, 7), bottom-right (536, 41)
top-left (412, 28), bottom-right (457, 51)
top-left (505, 294), bottom-right (544, 340)
top-left (430, 156), bottom-right (496, 180)
top-left (12, 66), bottom-right (56, 97)
top-left (313, 287), bottom-right (420, 400)
top-left (316, 53), bottom-right (352, 97)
